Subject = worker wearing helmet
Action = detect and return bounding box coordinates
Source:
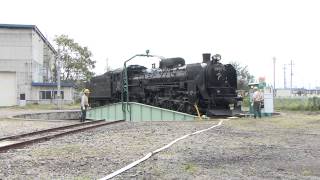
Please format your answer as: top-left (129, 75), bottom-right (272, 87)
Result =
top-left (80, 89), bottom-right (90, 122)
top-left (252, 87), bottom-right (263, 118)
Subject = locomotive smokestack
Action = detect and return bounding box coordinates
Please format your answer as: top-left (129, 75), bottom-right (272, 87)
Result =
top-left (202, 53), bottom-right (211, 63)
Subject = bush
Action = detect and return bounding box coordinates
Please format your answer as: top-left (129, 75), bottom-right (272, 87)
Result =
top-left (242, 96), bottom-right (250, 107)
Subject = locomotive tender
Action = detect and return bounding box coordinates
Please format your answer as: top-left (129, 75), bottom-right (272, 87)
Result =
top-left (87, 53), bottom-right (242, 116)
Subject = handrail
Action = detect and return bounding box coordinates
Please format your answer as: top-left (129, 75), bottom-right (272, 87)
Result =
top-left (121, 50), bottom-right (164, 120)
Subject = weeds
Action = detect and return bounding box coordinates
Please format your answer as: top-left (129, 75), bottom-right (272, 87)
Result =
top-left (274, 97), bottom-right (320, 111)
top-left (302, 169), bottom-right (313, 176)
top-left (183, 163), bottom-right (198, 174)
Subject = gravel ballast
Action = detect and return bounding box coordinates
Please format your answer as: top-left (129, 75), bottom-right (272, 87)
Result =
top-left (0, 119), bottom-right (78, 137)
top-left (0, 108), bottom-right (79, 137)
top-left (0, 112), bottom-right (320, 179)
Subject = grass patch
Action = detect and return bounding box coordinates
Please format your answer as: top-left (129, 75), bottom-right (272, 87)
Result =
top-left (241, 96), bottom-right (320, 111)
top-left (275, 97), bottom-right (320, 111)
top-left (226, 112), bottom-right (320, 131)
top-left (183, 163), bottom-right (198, 174)
top-left (302, 169), bottom-right (313, 176)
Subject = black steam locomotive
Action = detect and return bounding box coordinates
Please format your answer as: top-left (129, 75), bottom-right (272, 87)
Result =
top-left (87, 53), bottom-right (242, 116)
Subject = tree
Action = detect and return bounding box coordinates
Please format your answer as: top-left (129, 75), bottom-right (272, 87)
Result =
top-left (54, 35), bottom-right (96, 82)
top-left (230, 61), bottom-right (255, 90)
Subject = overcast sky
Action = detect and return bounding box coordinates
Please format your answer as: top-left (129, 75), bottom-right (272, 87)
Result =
top-left (1, 0), bottom-right (319, 88)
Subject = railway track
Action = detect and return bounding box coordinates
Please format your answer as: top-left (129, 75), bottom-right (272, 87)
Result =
top-left (0, 120), bottom-right (124, 152)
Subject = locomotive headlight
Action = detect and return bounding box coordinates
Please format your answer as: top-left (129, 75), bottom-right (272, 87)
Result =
top-left (217, 90), bottom-right (221, 94)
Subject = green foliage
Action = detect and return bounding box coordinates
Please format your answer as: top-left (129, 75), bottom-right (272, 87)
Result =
top-left (275, 96), bottom-right (320, 111)
top-left (54, 35), bottom-right (96, 82)
top-left (229, 61), bottom-right (255, 90)
top-left (242, 96), bottom-right (250, 107)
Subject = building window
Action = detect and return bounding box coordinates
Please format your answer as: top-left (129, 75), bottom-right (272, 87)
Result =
top-left (39, 91), bottom-right (52, 99)
top-left (20, 94), bottom-right (26, 100)
top-left (39, 91), bottom-right (64, 99)
top-left (53, 91), bottom-right (64, 99)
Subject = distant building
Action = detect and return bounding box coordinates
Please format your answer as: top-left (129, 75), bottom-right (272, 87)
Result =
top-left (275, 88), bottom-right (320, 97)
top-left (0, 24), bottom-right (74, 106)
top-left (275, 89), bottom-right (292, 97)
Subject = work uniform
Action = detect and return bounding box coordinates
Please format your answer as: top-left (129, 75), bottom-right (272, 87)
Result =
top-left (80, 94), bottom-right (89, 122)
top-left (252, 90), bottom-right (263, 118)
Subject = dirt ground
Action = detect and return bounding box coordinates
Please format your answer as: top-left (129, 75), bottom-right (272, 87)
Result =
top-left (0, 109), bottom-right (319, 179)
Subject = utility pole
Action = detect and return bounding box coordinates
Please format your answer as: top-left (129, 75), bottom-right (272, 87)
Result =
top-left (289, 60), bottom-right (294, 95)
top-left (273, 57), bottom-right (276, 90)
top-left (56, 53), bottom-right (62, 110)
top-left (283, 64), bottom-right (287, 89)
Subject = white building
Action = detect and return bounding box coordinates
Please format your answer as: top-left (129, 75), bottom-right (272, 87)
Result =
top-left (0, 24), bottom-right (74, 106)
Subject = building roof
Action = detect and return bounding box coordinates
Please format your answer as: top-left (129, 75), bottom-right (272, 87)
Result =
top-left (32, 82), bottom-right (74, 88)
top-left (0, 24), bottom-right (57, 54)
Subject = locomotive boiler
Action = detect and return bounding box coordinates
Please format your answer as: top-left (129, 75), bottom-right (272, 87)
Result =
top-left (87, 53), bottom-right (242, 116)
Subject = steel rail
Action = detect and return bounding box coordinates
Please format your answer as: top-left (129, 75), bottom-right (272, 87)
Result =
top-left (0, 120), bottom-right (124, 152)
top-left (0, 120), bottom-right (105, 141)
